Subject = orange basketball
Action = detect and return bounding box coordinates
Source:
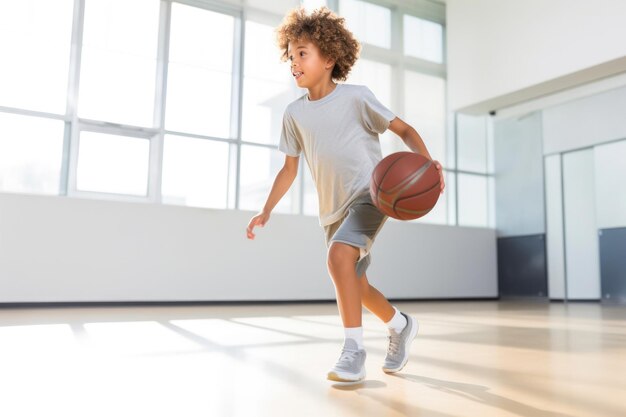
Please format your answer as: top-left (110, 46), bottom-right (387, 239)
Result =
top-left (370, 152), bottom-right (441, 220)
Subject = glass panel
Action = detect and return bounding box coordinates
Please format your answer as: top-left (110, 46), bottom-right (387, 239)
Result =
top-left (79, 0), bottom-right (160, 126)
top-left (339, 0), bottom-right (391, 49)
top-left (242, 21), bottom-right (296, 145)
top-left (447, 171), bottom-right (457, 225)
top-left (239, 145), bottom-right (294, 213)
top-left (457, 113), bottom-right (488, 173)
top-left (403, 15), bottom-right (443, 63)
top-left (446, 110), bottom-right (456, 169)
top-left (161, 135), bottom-right (229, 209)
top-left (486, 116), bottom-right (495, 174)
top-left (0, 0), bottom-right (73, 114)
top-left (348, 59), bottom-right (391, 108)
top-left (458, 173), bottom-right (488, 227)
top-left (302, 0), bottom-right (326, 11)
top-left (404, 71), bottom-right (446, 163)
top-left (487, 175), bottom-right (496, 228)
top-left (0, 113), bottom-right (64, 194)
top-left (166, 3), bottom-right (234, 138)
top-left (76, 131), bottom-right (150, 196)
top-left (246, 0), bottom-right (302, 16)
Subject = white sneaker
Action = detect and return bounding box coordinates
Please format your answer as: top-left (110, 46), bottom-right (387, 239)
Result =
top-left (383, 313), bottom-right (418, 373)
top-left (327, 338), bottom-right (367, 382)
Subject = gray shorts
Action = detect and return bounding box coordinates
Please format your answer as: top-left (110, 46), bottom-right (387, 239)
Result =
top-left (324, 191), bottom-right (388, 278)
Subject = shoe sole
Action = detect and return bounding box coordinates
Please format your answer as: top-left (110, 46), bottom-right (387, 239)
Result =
top-left (327, 369), bottom-right (366, 382)
top-left (382, 316), bottom-right (419, 374)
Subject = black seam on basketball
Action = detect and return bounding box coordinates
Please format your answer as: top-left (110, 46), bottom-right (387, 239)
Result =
top-left (394, 180), bottom-right (441, 202)
top-left (391, 161), bottom-right (433, 213)
top-left (393, 205), bottom-right (402, 219)
top-left (376, 153), bottom-right (412, 194)
top-left (375, 194), bottom-right (434, 215)
top-left (375, 153), bottom-right (411, 213)
top-left (386, 161), bottom-right (431, 196)
top-left (394, 206), bottom-right (434, 215)
top-left (378, 188), bottom-right (433, 216)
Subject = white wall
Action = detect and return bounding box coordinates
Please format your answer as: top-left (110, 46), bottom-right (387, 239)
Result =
top-left (543, 85), bottom-right (626, 155)
top-left (0, 193), bottom-right (497, 303)
top-left (446, 0), bottom-right (626, 112)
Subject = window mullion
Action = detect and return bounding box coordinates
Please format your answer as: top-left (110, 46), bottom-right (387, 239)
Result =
top-left (65, 0), bottom-right (85, 198)
top-left (150, 0), bottom-right (172, 205)
top-left (233, 10), bottom-right (246, 209)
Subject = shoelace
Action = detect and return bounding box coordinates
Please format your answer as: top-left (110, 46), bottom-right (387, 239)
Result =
top-left (387, 333), bottom-right (401, 355)
top-left (339, 349), bottom-right (360, 362)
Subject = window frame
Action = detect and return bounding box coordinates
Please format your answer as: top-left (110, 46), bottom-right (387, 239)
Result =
top-left (0, 0), bottom-right (498, 229)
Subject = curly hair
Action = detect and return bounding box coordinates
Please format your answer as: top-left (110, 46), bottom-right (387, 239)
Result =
top-left (275, 7), bottom-right (361, 82)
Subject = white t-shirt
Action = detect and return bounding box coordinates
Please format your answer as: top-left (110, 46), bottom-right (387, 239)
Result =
top-left (279, 83), bottom-right (396, 226)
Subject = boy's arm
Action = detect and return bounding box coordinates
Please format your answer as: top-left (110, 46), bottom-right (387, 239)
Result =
top-left (388, 117), bottom-right (445, 194)
top-left (246, 155), bottom-right (299, 239)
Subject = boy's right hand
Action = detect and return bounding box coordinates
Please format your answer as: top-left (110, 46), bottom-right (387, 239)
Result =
top-left (246, 210), bottom-right (271, 240)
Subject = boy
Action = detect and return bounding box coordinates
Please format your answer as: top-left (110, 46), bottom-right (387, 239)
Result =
top-left (246, 7), bottom-right (445, 383)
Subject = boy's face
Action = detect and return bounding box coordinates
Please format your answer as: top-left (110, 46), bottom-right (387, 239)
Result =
top-left (287, 40), bottom-right (334, 89)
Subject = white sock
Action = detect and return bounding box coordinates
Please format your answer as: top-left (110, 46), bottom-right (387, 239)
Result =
top-left (385, 306), bottom-right (407, 333)
top-left (344, 326), bottom-right (364, 350)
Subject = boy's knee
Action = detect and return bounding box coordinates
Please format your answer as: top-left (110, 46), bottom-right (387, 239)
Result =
top-left (327, 242), bottom-right (359, 272)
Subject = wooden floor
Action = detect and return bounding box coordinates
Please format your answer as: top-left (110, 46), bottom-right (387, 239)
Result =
top-left (0, 300), bottom-right (624, 417)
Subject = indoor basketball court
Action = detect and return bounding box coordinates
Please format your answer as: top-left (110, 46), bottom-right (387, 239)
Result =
top-left (1, 1), bottom-right (625, 416)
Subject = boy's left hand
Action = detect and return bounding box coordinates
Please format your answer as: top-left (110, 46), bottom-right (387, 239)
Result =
top-left (433, 160), bottom-right (445, 194)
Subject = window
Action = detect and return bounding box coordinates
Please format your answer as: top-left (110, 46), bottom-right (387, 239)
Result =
top-left (447, 172), bottom-right (457, 225)
top-left (302, 0), bottom-right (327, 11)
top-left (404, 70), bottom-right (446, 163)
top-left (403, 15), bottom-right (444, 63)
top-left (0, 0), bottom-right (73, 114)
top-left (0, 0), bottom-right (459, 227)
top-left (161, 135), bottom-right (229, 209)
top-left (241, 21), bottom-right (295, 146)
top-left (458, 173), bottom-right (489, 227)
top-left (457, 114), bottom-right (488, 173)
top-left (76, 131), bottom-right (150, 196)
top-left (166, 3), bottom-right (235, 138)
top-left (348, 59), bottom-right (392, 108)
top-left (339, 0), bottom-right (391, 49)
top-left (239, 145), bottom-right (295, 213)
top-left (79, 0), bottom-right (160, 127)
top-left (0, 113), bottom-right (64, 194)
top-left (455, 114), bottom-right (493, 228)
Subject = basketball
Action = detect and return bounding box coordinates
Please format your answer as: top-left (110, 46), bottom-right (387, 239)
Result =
top-left (370, 152), bottom-right (441, 220)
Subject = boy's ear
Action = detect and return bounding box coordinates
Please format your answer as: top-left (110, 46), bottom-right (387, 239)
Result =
top-left (324, 58), bottom-right (336, 70)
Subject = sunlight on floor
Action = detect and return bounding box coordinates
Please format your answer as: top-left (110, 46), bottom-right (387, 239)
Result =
top-left (0, 301), bottom-right (624, 417)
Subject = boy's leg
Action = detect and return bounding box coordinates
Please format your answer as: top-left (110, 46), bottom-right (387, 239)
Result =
top-left (358, 272), bottom-right (409, 335)
top-left (327, 242), bottom-right (363, 328)
top-left (358, 273), bottom-right (395, 323)
top-left (326, 242), bottom-right (368, 382)
top-left (358, 272), bottom-right (417, 374)
top-left (325, 193), bottom-right (417, 377)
